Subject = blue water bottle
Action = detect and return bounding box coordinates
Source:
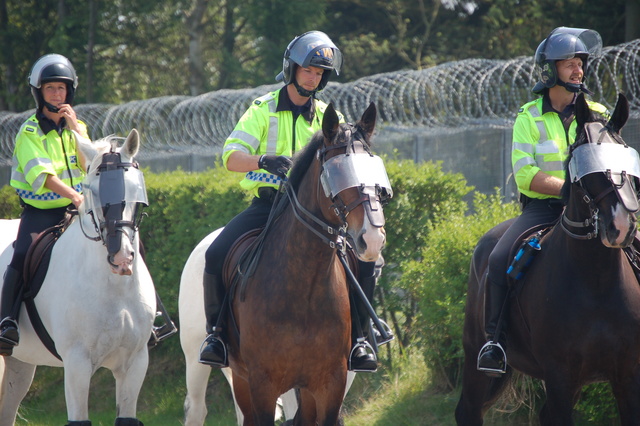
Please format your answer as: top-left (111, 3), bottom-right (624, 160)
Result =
top-left (507, 235), bottom-right (541, 280)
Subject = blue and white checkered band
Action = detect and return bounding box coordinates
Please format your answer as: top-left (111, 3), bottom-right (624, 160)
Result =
top-left (17, 183), bottom-right (83, 201)
top-left (245, 171), bottom-right (284, 186)
top-left (70, 155), bottom-right (77, 164)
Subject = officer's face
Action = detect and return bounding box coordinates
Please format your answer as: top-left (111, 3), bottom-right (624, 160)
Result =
top-left (41, 82), bottom-right (67, 108)
top-left (295, 65), bottom-right (324, 92)
top-left (556, 57), bottom-right (584, 88)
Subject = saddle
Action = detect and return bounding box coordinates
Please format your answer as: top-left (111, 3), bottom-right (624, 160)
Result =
top-left (507, 224), bottom-right (640, 287)
top-left (19, 211), bottom-right (75, 360)
top-left (221, 227), bottom-right (359, 301)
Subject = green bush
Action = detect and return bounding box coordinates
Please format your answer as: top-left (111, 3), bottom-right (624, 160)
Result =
top-left (402, 191), bottom-right (519, 387)
top-left (141, 166), bottom-right (251, 317)
top-left (380, 159), bottom-right (473, 348)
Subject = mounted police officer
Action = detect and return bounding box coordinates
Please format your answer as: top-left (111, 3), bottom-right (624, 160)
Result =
top-left (199, 30), bottom-right (381, 372)
top-left (477, 27), bottom-right (609, 375)
top-left (0, 54), bottom-right (88, 355)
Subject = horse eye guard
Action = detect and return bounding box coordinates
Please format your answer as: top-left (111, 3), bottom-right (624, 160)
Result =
top-left (320, 153), bottom-right (393, 200)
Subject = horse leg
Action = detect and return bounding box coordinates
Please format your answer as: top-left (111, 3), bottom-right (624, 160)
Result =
top-left (455, 351), bottom-right (512, 426)
top-left (63, 352), bottom-right (94, 422)
top-left (183, 355), bottom-right (213, 426)
top-left (112, 348), bottom-right (149, 420)
top-left (538, 373), bottom-right (578, 426)
top-left (282, 372), bottom-right (354, 423)
top-left (0, 357), bottom-right (36, 426)
top-left (293, 388), bottom-right (317, 426)
top-left (247, 373), bottom-right (279, 426)
top-left (221, 368), bottom-right (248, 426)
top-left (610, 370), bottom-right (640, 425)
top-left (231, 370), bottom-right (255, 426)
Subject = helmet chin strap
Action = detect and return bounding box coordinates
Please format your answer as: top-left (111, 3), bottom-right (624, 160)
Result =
top-left (292, 79), bottom-right (317, 98)
top-left (556, 79), bottom-right (594, 96)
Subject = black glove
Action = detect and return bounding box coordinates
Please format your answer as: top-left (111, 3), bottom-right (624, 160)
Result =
top-left (258, 155), bottom-right (292, 177)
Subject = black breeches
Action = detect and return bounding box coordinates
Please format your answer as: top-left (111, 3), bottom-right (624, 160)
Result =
top-left (204, 197), bottom-right (273, 277)
top-left (9, 205), bottom-right (68, 273)
top-left (487, 199), bottom-right (563, 289)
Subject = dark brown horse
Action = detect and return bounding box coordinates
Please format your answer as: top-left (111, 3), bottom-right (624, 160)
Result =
top-left (456, 93), bottom-right (640, 425)
top-left (180, 102), bottom-right (390, 426)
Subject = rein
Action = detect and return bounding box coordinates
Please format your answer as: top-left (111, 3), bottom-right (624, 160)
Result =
top-left (285, 182), bottom-right (347, 251)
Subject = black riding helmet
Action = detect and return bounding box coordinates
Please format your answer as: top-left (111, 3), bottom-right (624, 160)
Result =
top-left (28, 53), bottom-right (78, 110)
top-left (275, 31), bottom-right (343, 97)
top-left (532, 27), bottom-right (602, 95)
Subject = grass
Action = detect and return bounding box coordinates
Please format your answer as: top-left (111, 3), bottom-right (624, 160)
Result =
top-left (13, 340), bottom-right (541, 426)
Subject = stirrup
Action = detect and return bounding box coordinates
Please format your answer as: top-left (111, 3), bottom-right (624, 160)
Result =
top-left (372, 319), bottom-right (394, 346)
top-left (0, 318), bottom-right (19, 346)
top-left (477, 341), bottom-right (507, 376)
top-left (348, 339), bottom-right (377, 373)
top-left (198, 334), bottom-right (228, 368)
top-left (148, 319), bottom-right (178, 348)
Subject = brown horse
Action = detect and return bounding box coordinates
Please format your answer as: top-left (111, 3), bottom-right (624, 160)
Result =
top-left (456, 93), bottom-right (640, 425)
top-left (180, 102), bottom-right (390, 425)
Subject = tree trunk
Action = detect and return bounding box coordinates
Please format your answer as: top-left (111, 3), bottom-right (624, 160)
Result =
top-left (0, 0), bottom-right (17, 111)
top-left (626, 0), bottom-right (640, 41)
top-left (86, 0), bottom-right (97, 103)
top-left (186, 0), bottom-right (208, 96)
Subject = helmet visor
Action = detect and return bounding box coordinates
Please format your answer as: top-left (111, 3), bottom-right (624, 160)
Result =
top-left (288, 34), bottom-right (342, 75)
top-left (543, 27), bottom-right (602, 61)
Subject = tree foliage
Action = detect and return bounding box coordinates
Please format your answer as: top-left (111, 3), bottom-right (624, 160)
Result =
top-left (0, 0), bottom-right (631, 112)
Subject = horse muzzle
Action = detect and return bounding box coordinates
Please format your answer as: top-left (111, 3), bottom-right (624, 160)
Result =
top-left (352, 226), bottom-right (386, 262)
top-left (109, 251), bottom-right (134, 275)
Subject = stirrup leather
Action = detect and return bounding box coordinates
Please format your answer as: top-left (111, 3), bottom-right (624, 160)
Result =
top-left (348, 338), bottom-right (377, 372)
top-left (477, 341), bottom-right (507, 375)
top-left (373, 318), bottom-right (394, 346)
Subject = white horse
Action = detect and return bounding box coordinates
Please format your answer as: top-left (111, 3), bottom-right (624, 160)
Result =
top-left (0, 129), bottom-right (156, 425)
top-left (179, 228), bottom-right (355, 426)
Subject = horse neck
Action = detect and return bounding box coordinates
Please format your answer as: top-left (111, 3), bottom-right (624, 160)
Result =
top-left (277, 165), bottom-right (341, 270)
top-left (546, 188), bottom-right (626, 285)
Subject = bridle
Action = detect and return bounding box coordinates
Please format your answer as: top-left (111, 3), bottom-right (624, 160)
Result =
top-left (560, 122), bottom-right (640, 240)
top-left (81, 142), bottom-right (148, 267)
top-left (284, 123), bottom-right (392, 253)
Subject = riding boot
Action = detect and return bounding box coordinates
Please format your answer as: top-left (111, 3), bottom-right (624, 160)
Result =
top-left (148, 291), bottom-right (178, 348)
top-left (199, 271), bottom-right (228, 368)
top-left (0, 265), bottom-right (22, 354)
top-left (349, 273), bottom-right (378, 372)
top-left (477, 279), bottom-right (509, 376)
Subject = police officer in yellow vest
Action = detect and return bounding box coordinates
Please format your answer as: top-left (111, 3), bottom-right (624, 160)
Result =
top-left (199, 30), bottom-right (379, 371)
top-left (0, 54), bottom-right (88, 354)
top-left (477, 27), bottom-right (609, 375)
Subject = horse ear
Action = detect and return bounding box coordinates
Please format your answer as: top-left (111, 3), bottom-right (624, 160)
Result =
top-left (74, 131), bottom-right (98, 163)
top-left (357, 102), bottom-right (377, 140)
top-left (575, 93), bottom-right (592, 129)
top-left (607, 93), bottom-right (629, 133)
top-left (322, 103), bottom-right (340, 142)
top-left (122, 129), bottom-right (140, 158)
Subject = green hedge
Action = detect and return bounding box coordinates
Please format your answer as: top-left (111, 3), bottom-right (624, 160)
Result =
top-left (0, 161), bottom-right (617, 421)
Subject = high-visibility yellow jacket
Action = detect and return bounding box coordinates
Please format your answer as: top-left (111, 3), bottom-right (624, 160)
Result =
top-left (512, 97), bottom-right (608, 199)
top-left (11, 114), bottom-right (88, 209)
top-left (222, 88), bottom-right (344, 195)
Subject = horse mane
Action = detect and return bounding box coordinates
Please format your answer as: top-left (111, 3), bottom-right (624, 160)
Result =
top-left (287, 131), bottom-right (325, 193)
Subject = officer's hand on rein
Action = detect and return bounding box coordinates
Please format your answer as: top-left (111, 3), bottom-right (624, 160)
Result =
top-left (259, 155), bottom-right (292, 178)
